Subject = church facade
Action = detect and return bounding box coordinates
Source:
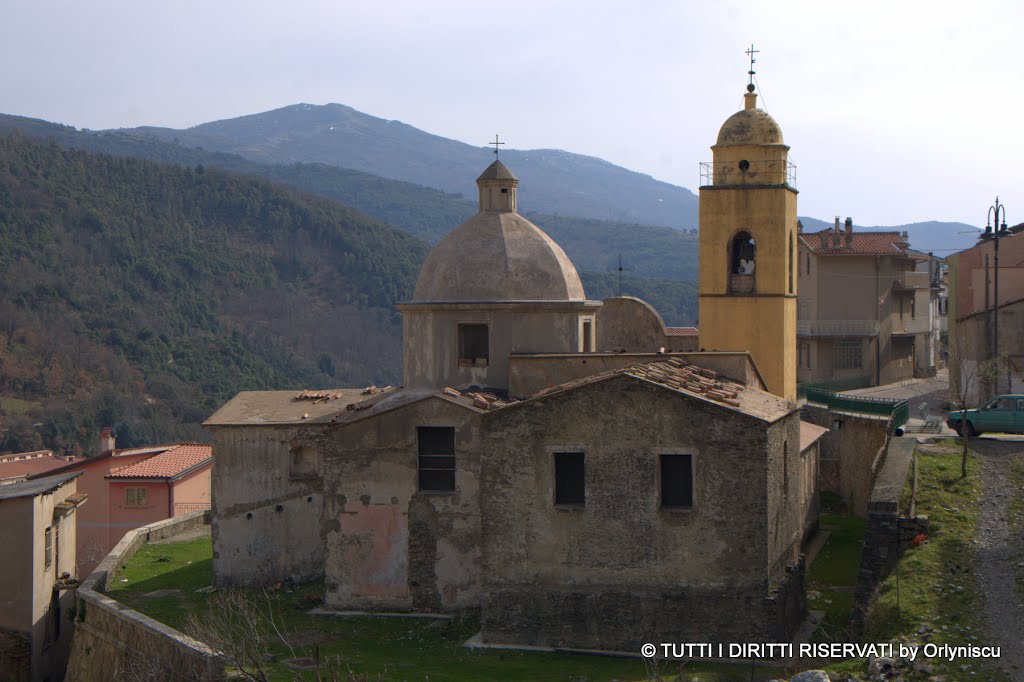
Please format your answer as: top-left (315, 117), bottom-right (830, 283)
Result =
top-left (205, 83), bottom-right (819, 650)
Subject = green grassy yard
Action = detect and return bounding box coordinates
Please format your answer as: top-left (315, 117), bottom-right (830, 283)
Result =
top-left (806, 513), bottom-right (865, 646)
top-left (107, 535), bottom-right (765, 681)
top-left (863, 441), bottom-right (1008, 681)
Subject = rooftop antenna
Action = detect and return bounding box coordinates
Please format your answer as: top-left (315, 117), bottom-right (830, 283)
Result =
top-left (488, 134), bottom-right (505, 158)
top-left (746, 44), bottom-right (759, 90)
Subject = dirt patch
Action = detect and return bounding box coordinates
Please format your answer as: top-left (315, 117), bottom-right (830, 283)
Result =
top-left (971, 438), bottom-right (1024, 677)
top-left (916, 444), bottom-right (960, 455)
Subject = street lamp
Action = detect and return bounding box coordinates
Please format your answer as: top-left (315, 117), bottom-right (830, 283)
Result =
top-left (980, 196), bottom-right (1009, 390)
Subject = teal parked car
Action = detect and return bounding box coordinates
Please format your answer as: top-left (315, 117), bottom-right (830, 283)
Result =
top-left (947, 395), bottom-right (1024, 437)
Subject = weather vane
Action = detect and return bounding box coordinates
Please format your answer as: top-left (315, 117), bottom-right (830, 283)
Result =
top-left (488, 134), bottom-right (505, 157)
top-left (746, 44), bottom-right (759, 87)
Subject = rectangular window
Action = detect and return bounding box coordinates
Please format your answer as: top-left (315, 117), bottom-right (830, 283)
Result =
top-left (44, 527), bottom-right (53, 569)
top-left (418, 427), bottom-right (455, 492)
top-left (554, 452), bottom-right (585, 505)
top-left (582, 320), bottom-right (593, 353)
top-left (458, 324), bottom-right (489, 366)
top-left (798, 341), bottom-right (811, 369)
top-left (125, 487), bottom-right (149, 508)
top-left (836, 339), bottom-right (863, 370)
top-left (289, 444), bottom-right (318, 478)
top-left (660, 454), bottom-right (693, 509)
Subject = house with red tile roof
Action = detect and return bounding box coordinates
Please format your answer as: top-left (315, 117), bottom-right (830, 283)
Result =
top-left (0, 450), bottom-right (77, 485)
top-left (27, 435), bottom-right (211, 576)
top-left (797, 218), bottom-right (938, 386)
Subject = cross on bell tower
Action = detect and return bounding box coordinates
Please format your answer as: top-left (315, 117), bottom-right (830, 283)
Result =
top-left (487, 134), bottom-right (505, 157)
top-left (746, 44), bottom-right (759, 88)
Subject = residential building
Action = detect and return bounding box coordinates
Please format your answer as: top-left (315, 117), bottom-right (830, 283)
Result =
top-left (946, 225), bottom-right (1024, 400)
top-left (797, 219), bottom-right (935, 386)
top-left (29, 438), bottom-right (211, 576)
top-left (0, 472), bottom-right (87, 681)
top-left (0, 451), bottom-right (77, 486)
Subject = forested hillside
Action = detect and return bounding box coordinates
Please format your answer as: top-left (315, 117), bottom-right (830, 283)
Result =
top-left (0, 114), bottom-right (701, 282)
top-left (0, 134), bottom-right (427, 454)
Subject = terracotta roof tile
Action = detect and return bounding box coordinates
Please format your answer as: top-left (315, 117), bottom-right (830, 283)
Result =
top-left (802, 229), bottom-right (910, 256)
top-left (530, 359), bottom-right (793, 422)
top-left (0, 454), bottom-right (70, 480)
top-left (106, 444), bottom-right (211, 480)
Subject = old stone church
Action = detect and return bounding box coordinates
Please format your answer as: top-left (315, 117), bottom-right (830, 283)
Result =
top-left (205, 82), bottom-right (824, 650)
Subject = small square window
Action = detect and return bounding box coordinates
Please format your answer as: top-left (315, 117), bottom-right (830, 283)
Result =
top-left (660, 454), bottom-right (693, 509)
top-left (554, 452), bottom-right (585, 505)
top-left (458, 324), bottom-right (489, 366)
top-left (125, 487), bottom-right (149, 508)
top-left (418, 427), bottom-right (455, 492)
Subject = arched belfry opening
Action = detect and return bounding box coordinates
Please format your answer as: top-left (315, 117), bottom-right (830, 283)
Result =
top-left (729, 231), bottom-right (756, 293)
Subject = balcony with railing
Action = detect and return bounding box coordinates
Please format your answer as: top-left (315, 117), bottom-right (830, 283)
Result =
top-left (700, 160), bottom-right (797, 188)
top-left (797, 319), bottom-right (879, 337)
top-left (892, 271), bottom-right (930, 291)
top-left (890, 317), bottom-right (930, 335)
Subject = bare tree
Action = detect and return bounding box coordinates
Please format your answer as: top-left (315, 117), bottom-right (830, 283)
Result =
top-left (946, 329), bottom-right (1001, 478)
top-left (184, 588), bottom-right (381, 682)
top-left (184, 589), bottom-right (282, 682)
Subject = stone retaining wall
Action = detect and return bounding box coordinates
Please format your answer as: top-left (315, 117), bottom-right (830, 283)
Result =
top-left (65, 511), bottom-right (225, 681)
top-left (849, 438), bottom-right (930, 632)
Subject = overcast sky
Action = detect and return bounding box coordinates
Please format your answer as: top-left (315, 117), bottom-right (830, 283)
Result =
top-left (3, 0), bottom-right (1020, 232)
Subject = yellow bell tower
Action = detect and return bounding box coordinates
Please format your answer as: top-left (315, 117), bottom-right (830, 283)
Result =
top-left (697, 77), bottom-right (797, 402)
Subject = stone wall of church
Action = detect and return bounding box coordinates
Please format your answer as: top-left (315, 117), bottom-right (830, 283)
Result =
top-left (320, 396), bottom-right (482, 612)
top-left (478, 375), bottom-right (804, 649)
top-left (209, 425), bottom-right (327, 586)
top-left (401, 304), bottom-right (594, 392)
top-left (765, 412), bottom-right (807, 578)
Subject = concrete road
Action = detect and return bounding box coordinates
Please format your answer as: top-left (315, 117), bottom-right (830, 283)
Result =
top-left (841, 368), bottom-right (951, 415)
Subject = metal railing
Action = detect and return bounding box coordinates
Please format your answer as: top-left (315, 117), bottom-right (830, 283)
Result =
top-left (804, 388), bottom-right (909, 428)
top-left (700, 160), bottom-right (797, 188)
top-left (890, 317), bottom-right (930, 335)
top-left (173, 502), bottom-right (210, 516)
top-left (892, 272), bottom-right (930, 290)
top-left (797, 375), bottom-right (873, 398)
top-left (797, 319), bottom-right (879, 337)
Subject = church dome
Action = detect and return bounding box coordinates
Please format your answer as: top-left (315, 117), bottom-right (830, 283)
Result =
top-left (716, 92), bottom-right (784, 146)
top-left (413, 211), bottom-right (586, 302)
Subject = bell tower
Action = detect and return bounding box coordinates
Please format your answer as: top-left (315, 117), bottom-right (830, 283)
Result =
top-left (697, 73), bottom-right (798, 401)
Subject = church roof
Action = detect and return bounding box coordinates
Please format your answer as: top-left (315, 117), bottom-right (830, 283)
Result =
top-left (204, 387), bottom-right (398, 426)
top-left (523, 358), bottom-right (794, 422)
top-left (412, 210), bottom-right (586, 302)
top-left (716, 91), bottom-right (784, 146)
top-left (477, 159), bottom-right (517, 182)
top-left (800, 421), bottom-right (829, 452)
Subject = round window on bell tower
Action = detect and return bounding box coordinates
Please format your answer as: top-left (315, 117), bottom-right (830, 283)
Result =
top-left (739, 160), bottom-right (750, 172)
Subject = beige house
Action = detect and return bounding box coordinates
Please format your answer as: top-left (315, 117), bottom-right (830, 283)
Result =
top-left (797, 219), bottom-right (936, 386)
top-left (0, 472), bottom-right (87, 681)
top-left (947, 225), bottom-right (1024, 400)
